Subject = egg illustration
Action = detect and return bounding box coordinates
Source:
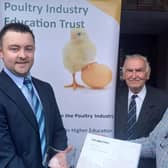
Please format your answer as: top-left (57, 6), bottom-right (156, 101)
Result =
top-left (81, 63), bottom-right (112, 89)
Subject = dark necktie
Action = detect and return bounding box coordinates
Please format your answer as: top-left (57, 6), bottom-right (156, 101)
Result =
top-left (23, 77), bottom-right (47, 163)
top-left (127, 94), bottom-right (137, 139)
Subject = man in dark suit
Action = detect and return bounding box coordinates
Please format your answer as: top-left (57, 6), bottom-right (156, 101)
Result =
top-left (0, 23), bottom-right (69, 168)
top-left (114, 54), bottom-right (168, 168)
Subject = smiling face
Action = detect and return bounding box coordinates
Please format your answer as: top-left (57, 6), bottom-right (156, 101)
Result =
top-left (0, 30), bottom-right (35, 77)
top-left (122, 57), bottom-right (150, 93)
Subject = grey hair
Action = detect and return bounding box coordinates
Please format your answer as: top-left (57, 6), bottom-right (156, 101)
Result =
top-left (122, 54), bottom-right (151, 74)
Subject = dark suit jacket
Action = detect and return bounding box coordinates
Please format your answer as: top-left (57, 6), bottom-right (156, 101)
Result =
top-left (114, 84), bottom-right (168, 168)
top-left (0, 71), bottom-right (67, 168)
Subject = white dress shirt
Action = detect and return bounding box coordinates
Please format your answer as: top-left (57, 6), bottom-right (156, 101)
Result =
top-left (128, 86), bottom-right (147, 121)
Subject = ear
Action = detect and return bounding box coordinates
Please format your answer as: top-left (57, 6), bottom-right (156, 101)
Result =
top-left (0, 47), bottom-right (3, 59)
top-left (121, 68), bottom-right (125, 80)
top-left (146, 72), bottom-right (150, 80)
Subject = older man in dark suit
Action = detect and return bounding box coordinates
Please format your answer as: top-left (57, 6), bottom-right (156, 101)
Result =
top-left (115, 54), bottom-right (168, 168)
top-left (0, 23), bottom-right (69, 168)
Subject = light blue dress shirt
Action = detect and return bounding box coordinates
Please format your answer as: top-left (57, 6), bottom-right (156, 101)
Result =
top-left (4, 67), bottom-right (41, 111)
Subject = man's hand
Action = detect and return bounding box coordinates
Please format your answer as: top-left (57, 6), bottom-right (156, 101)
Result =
top-left (48, 146), bottom-right (73, 168)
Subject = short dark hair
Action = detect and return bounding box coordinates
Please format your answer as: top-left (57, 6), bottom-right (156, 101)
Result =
top-left (0, 23), bottom-right (35, 47)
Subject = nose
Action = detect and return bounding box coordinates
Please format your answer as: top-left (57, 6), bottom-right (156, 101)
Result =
top-left (18, 49), bottom-right (26, 59)
top-left (132, 70), bottom-right (137, 78)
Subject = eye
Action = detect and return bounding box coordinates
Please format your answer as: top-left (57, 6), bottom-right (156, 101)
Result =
top-left (10, 47), bottom-right (19, 52)
top-left (126, 69), bottom-right (133, 73)
top-left (25, 48), bottom-right (33, 51)
top-left (25, 46), bottom-right (34, 52)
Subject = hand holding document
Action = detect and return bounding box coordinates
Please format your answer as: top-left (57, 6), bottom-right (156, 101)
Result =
top-left (44, 145), bottom-right (73, 168)
top-left (76, 133), bottom-right (141, 168)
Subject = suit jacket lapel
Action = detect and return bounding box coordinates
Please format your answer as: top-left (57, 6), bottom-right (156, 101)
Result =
top-left (136, 89), bottom-right (156, 136)
top-left (115, 87), bottom-right (128, 139)
top-left (0, 71), bottom-right (39, 132)
top-left (120, 91), bottom-right (128, 128)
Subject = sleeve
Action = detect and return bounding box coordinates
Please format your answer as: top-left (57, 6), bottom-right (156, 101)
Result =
top-left (132, 108), bottom-right (168, 158)
top-left (133, 137), bottom-right (156, 158)
top-left (0, 104), bottom-right (26, 168)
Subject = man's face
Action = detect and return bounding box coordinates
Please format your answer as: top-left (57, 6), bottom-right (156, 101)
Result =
top-left (123, 57), bottom-right (150, 93)
top-left (0, 30), bottom-right (35, 76)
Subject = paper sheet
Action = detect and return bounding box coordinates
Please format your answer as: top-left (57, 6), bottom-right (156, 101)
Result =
top-left (76, 133), bottom-right (141, 168)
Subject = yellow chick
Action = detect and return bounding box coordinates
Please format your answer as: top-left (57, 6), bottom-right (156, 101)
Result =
top-left (63, 28), bottom-right (96, 89)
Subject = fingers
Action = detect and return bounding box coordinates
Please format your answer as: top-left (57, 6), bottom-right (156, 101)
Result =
top-left (48, 145), bottom-right (73, 168)
top-left (64, 145), bottom-right (73, 154)
top-left (48, 156), bottom-right (61, 168)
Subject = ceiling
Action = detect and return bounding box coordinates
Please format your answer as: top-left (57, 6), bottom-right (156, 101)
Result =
top-left (120, 10), bottom-right (168, 34)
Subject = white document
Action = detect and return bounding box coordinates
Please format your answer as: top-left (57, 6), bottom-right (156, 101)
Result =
top-left (76, 133), bottom-right (141, 168)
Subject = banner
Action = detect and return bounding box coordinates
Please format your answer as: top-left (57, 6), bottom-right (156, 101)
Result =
top-left (0, 0), bottom-right (121, 165)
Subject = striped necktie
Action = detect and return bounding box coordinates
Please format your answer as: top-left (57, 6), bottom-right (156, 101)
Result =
top-left (127, 94), bottom-right (137, 140)
top-left (23, 77), bottom-right (47, 163)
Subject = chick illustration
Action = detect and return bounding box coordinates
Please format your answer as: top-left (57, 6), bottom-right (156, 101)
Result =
top-left (63, 28), bottom-right (96, 89)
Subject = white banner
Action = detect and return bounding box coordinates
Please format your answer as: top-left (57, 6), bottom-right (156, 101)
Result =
top-left (0, 0), bottom-right (121, 165)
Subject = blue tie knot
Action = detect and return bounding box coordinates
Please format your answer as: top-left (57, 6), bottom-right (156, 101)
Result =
top-left (132, 95), bottom-right (137, 100)
top-left (23, 77), bottom-right (33, 90)
top-left (23, 77), bottom-right (32, 85)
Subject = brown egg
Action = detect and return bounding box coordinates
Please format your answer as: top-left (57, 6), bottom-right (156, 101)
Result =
top-left (81, 63), bottom-right (112, 89)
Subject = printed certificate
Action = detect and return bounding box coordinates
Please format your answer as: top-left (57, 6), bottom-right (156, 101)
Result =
top-left (76, 133), bottom-right (141, 168)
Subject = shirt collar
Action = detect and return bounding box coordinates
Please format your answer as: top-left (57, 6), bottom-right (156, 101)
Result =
top-left (3, 67), bottom-right (31, 89)
top-left (128, 85), bottom-right (147, 100)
